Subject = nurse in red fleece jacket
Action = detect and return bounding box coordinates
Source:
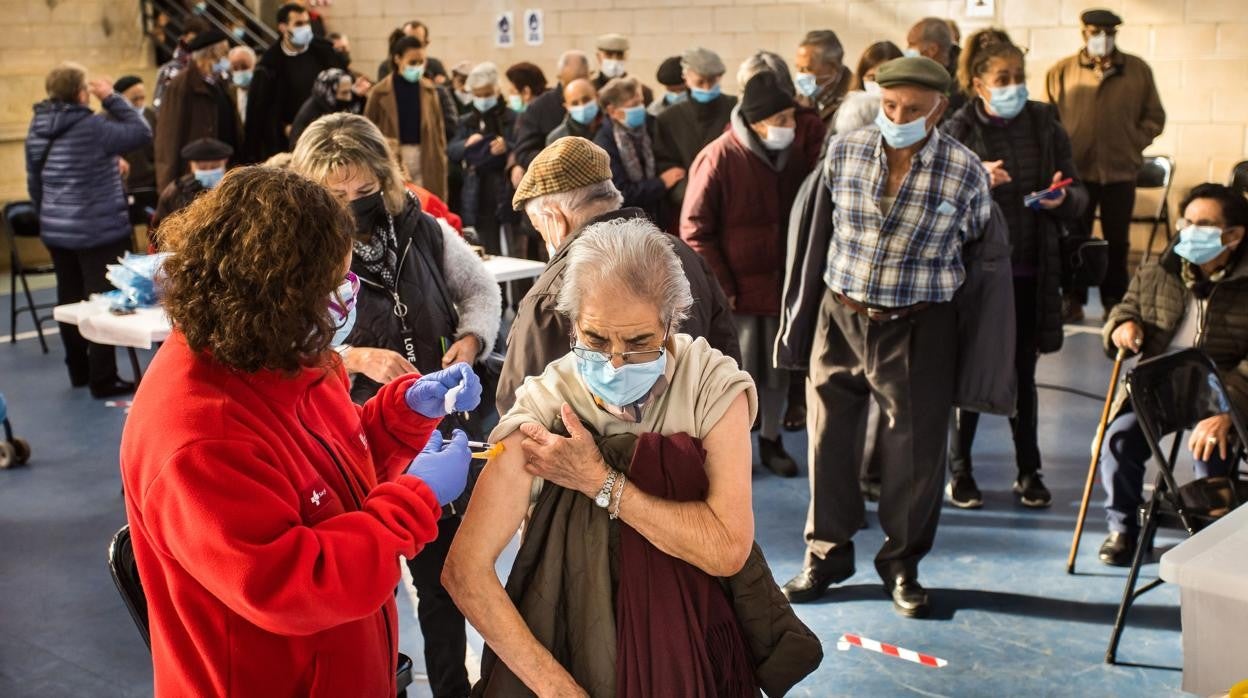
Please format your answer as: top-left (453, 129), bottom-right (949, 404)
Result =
top-left (120, 166), bottom-right (481, 697)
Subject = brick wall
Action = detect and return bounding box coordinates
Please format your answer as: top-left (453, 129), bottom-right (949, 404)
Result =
top-left (2, 0), bottom-right (1246, 267)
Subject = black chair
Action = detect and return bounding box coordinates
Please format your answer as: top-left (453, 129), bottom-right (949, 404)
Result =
top-left (1227, 160), bottom-right (1248, 198)
top-left (4, 201), bottom-right (55, 353)
top-left (1105, 349), bottom-right (1248, 664)
top-left (107, 525), bottom-right (415, 692)
top-left (1132, 156), bottom-right (1174, 264)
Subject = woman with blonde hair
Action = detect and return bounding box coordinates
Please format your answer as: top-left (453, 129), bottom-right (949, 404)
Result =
top-left (292, 112), bottom-right (500, 697)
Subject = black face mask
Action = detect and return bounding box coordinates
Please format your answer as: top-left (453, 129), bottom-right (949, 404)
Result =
top-left (349, 191), bottom-right (386, 236)
top-left (337, 50), bottom-right (351, 66)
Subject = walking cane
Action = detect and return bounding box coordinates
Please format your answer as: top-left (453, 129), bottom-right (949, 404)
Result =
top-left (1066, 347), bottom-right (1128, 574)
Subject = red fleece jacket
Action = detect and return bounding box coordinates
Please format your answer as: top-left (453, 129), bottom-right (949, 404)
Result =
top-left (120, 331), bottom-right (442, 697)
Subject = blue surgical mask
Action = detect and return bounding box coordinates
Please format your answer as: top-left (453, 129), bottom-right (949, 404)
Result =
top-left (289, 24), bottom-right (313, 48)
top-left (508, 94), bottom-right (525, 112)
top-left (194, 1), bottom-right (207, 13)
top-left (875, 101), bottom-right (938, 149)
top-left (473, 95), bottom-right (498, 113)
top-left (987, 83), bottom-right (1028, 120)
top-left (328, 272), bottom-right (360, 346)
top-left (794, 72), bottom-right (819, 98)
top-left (232, 70), bottom-right (253, 88)
top-left (622, 105), bottom-right (646, 129)
top-left (569, 102), bottom-right (599, 125)
top-left (761, 125), bottom-right (795, 151)
top-left (232, 27), bottom-right (247, 41)
top-left (690, 84), bottom-right (721, 103)
top-left (401, 64), bottom-right (424, 83)
top-left (664, 91), bottom-right (687, 105)
top-left (214, 57), bottom-right (231, 75)
top-left (1174, 225), bottom-right (1229, 265)
top-left (903, 48), bottom-right (922, 58)
top-left (576, 350), bottom-right (668, 407)
top-left (193, 167), bottom-right (225, 190)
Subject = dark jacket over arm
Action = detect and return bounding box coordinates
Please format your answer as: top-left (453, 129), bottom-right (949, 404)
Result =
top-left (512, 87), bottom-right (567, 170)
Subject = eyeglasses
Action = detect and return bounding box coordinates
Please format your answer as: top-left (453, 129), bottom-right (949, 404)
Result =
top-left (571, 327), bottom-right (669, 365)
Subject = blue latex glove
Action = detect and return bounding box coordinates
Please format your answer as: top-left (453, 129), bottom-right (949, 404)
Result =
top-left (406, 429), bottom-right (471, 506)
top-left (404, 363), bottom-right (483, 418)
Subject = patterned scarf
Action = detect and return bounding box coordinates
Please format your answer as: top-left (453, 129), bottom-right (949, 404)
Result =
top-left (353, 212), bottom-right (398, 288)
top-left (612, 122), bottom-right (655, 183)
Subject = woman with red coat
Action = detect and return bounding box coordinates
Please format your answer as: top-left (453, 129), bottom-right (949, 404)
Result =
top-left (681, 70), bottom-right (814, 478)
top-left (119, 166), bottom-right (480, 697)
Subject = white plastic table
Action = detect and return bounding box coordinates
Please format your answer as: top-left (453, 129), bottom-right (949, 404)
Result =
top-left (1159, 503), bottom-right (1248, 695)
top-left (482, 255), bottom-right (547, 283)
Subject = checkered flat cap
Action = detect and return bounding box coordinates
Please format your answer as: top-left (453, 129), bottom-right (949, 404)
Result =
top-left (512, 137), bottom-right (612, 211)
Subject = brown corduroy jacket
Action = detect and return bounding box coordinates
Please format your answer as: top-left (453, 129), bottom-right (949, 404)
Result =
top-left (1045, 49), bottom-right (1166, 184)
top-left (1103, 248), bottom-right (1248, 418)
top-left (364, 74), bottom-right (449, 201)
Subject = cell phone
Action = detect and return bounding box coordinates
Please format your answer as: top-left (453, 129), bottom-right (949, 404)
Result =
top-left (1024, 178), bottom-right (1074, 209)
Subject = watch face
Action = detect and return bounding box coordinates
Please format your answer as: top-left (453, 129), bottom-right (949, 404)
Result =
top-left (595, 493), bottom-right (610, 508)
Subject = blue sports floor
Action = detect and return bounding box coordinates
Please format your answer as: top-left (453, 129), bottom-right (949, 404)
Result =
top-left (0, 285), bottom-right (1192, 696)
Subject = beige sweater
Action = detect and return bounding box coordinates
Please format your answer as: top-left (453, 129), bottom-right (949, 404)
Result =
top-left (492, 334), bottom-right (757, 445)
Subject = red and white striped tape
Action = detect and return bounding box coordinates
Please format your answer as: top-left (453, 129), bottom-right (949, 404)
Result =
top-left (836, 633), bottom-right (948, 668)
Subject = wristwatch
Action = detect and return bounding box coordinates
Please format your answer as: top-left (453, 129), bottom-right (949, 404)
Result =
top-left (333, 344), bottom-right (352, 358)
top-left (594, 469), bottom-right (618, 509)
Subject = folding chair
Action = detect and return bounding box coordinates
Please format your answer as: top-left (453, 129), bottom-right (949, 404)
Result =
top-left (1133, 156), bottom-right (1174, 264)
top-left (5, 201), bottom-right (55, 352)
top-left (107, 525), bottom-right (415, 691)
top-left (1227, 160), bottom-right (1248, 199)
top-left (1105, 349), bottom-right (1248, 664)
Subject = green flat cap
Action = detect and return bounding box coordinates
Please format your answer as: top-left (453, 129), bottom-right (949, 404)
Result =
top-left (874, 56), bottom-right (951, 93)
top-left (1081, 8), bottom-right (1122, 27)
top-left (512, 137), bottom-right (612, 210)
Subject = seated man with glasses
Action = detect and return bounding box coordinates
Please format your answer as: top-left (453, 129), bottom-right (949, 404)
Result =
top-left (1097, 182), bottom-right (1248, 566)
top-left (444, 216), bottom-right (765, 695)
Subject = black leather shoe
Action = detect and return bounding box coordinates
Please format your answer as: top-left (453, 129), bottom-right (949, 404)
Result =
top-left (888, 576), bottom-right (930, 618)
top-left (759, 436), bottom-right (799, 478)
top-left (782, 564), bottom-right (855, 604)
top-left (90, 379), bottom-right (136, 399)
top-left (1098, 531), bottom-right (1138, 567)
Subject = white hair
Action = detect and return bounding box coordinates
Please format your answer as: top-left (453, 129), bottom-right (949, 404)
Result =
top-left (229, 45), bottom-right (256, 62)
top-left (524, 180), bottom-right (623, 228)
top-left (833, 90), bottom-right (881, 135)
top-left (737, 51), bottom-right (795, 98)
top-left (466, 62), bottom-right (499, 90)
top-left (556, 50), bottom-right (589, 78)
top-left (556, 217), bottom-right (693, 328)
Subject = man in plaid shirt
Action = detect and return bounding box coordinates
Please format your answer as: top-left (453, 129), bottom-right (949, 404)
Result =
top-left (782, 57), bottom-right (991, 619)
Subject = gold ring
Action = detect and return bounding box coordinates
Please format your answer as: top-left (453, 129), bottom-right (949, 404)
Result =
top-left (1208, 436), bottom-right (1219, 444)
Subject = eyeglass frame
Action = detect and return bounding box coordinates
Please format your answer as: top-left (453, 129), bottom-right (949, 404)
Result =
top-left (570, 324), bottom-right (671, 365)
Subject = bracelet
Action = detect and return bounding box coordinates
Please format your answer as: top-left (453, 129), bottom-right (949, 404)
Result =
top-left (609, 475), bottom-right (627, 520)
top-left (593, 468), bottom-right (618, 509)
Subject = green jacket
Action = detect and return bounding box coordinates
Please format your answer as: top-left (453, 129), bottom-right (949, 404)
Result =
top-left (1103, 248), bottom-right (1248, 418)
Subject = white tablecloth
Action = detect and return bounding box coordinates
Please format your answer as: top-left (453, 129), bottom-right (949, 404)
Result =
top-left (1159, 503), bottom-right (1248, 695)
top-left (52, 299), bottom-right (170, 350)
top-left (50, 257), bottom-right (546, 351)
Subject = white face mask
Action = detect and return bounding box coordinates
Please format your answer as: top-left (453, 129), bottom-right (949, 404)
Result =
top-left (600, 59), bottom-right (626, 79)
top-left (1087, 33), bottom-right (1114, 58)
top-left (863, 80), bottom-right (881, 96)
top-left (761, 125), bottom-right (795, 151)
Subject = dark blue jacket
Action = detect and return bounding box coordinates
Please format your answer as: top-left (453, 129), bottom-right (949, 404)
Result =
top-left (593, 117), bottom-right (669, 228)
top-left (25, 93), bottom-right (151, 250)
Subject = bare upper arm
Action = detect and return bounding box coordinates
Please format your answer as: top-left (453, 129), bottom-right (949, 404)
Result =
top-left (700, 392), bottom-right (754, 542)
top-left (449, 430), bottom-right (534, 568)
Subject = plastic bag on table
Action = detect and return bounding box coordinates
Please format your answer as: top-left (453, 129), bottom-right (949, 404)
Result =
top-left (103, 252), bottom-right (171, 311)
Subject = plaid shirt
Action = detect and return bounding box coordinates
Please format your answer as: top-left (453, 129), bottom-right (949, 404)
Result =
top-left (822, 125), bottom-right (992, 308)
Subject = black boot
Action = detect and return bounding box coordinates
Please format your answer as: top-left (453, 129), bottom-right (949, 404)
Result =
top-left (759, 435), bottom-right (798, 477)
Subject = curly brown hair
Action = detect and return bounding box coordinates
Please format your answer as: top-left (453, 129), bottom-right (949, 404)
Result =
top-left (159, 166), bottom-right (353, 373)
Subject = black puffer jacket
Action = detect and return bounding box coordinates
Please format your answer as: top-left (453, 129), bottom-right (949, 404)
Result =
top-left (942, 99), bottom-right (1087, 353)
top-left (346, 198), bottom-right (458, 405)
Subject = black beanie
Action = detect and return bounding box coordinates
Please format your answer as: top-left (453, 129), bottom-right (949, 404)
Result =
top-left (741, 71), bottom-right (795, 124)
top-left (113, 75), bottom-right (143, 94)
top-left (655, 56), bottom-right (683, 87)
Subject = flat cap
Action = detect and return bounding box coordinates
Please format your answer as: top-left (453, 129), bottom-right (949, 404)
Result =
top-left (874, 56), bottom-right (950, 93)
top-left (1081, 8), bottom-right (1123, 27)
top-left (180, 137), bottom-right (233, 162)
top-left (113, 75), bottom-right (142, 94)
top-left (596, 33), bottom-right (629, 52)
top-left (656, 56), bottom-right (683, 87)
top-left (186, 28), bottom-right (229, 53)
top-left (512, 137), bottom-right (611, 210)
top-left (681, 47), bottom-right (725, 77)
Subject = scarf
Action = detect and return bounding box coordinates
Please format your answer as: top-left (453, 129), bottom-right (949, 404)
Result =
top-left (612, 123), bottom-right (655, 183)
top-left (353, 212), bottom-right (398, 288)
top-left (312, 68), bottom-right (349, 110)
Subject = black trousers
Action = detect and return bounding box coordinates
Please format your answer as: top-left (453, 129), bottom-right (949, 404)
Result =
top-left (805, 289), bottom-right (957, 582)
top-left (1078, 181), bottom-right (1136, 308)
top-left (949, 276), bottom-right (1042, 477)
top-left (405, 515), bottom-right (470, 698)
top-left (47, 239), bottom-right (130, 388)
